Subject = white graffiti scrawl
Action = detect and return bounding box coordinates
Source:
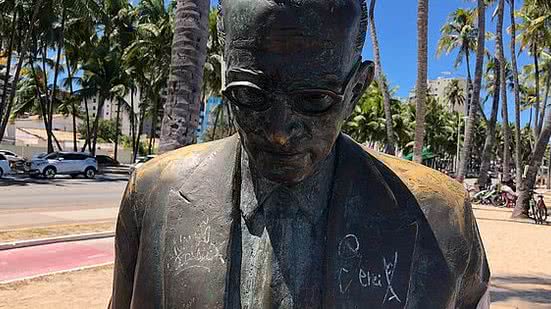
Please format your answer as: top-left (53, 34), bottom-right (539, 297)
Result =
top-left (337, 233), bottom-right (403, 305)
top-left (168, 218), bottom-right (225, 274)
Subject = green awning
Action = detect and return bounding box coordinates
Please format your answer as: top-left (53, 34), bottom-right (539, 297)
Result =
top-left (403, 148), bottom-right (437, 161)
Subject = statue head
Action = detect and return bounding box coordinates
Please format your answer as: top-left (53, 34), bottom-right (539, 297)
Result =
top-left (221, 0), bottom-right (374, 185)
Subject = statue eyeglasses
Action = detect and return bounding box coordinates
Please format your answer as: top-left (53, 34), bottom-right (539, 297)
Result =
top-left (222, 61), bottom-right (362, 115)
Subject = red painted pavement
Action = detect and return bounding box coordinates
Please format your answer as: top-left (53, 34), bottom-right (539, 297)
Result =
top-left (0, 237), bottom-right (114, 283)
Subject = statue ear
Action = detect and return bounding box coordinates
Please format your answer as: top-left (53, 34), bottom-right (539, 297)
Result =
top-left (345, 60), bottom-right (374, 117)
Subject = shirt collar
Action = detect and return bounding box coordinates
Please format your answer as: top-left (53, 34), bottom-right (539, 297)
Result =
top-left (239, 147), bottom-right (336, 233)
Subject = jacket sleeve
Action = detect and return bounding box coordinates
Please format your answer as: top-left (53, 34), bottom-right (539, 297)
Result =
top-left (457, 198), bottom-right (491, 308)
top-left (109, 173), bottom-right (140, 309)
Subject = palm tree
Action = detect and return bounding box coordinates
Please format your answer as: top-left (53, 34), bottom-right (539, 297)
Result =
top-left (444, 79), bottom-right (466, 112)
top-left (368, 0), bottom-right (396, 155)
top-left (444, 79), bottom-right (465, 169)
top-left (124, 0), bottom-right (174, 156)
top-left (159, 0), bottom-right (209, 153)
top-left (81, 38), bottom-right (126, 155)
top-left (203, 8), bottom-right (230, 142)
top-left (0, 0), bottom-right (44, 144)
top-left (437, 7), bottom-right (477, 115)
top-left (478, 57), bottom-right (501, 187)
top-left (496, 0), bottom-right (513, 182)
top-left (413, 0), bottom-right (429, 164)
top-left (513, 1), bottom-right (551, 217)
top-left (510, 0), bottom-right (523, 183)
top-left (456, 0), bottom-right (486, 182)
top-left (344, 82), bottom-right (414, 150)
top-left (542, 51), bottom-right (551, 128)
top-left (517, 0), bottom-right (551, 138)
top-left (0, 0), bottom-right (18, 130)
top-left (62, 0), bottom-right (101, 151)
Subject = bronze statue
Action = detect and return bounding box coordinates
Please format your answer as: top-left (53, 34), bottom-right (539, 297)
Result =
top-left (110, 0), bottom-right (490, 308)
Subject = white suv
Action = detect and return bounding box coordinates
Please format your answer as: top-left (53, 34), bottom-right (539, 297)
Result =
top-left (0, 153), bottom-right (12, 178)
top-left (28, 152), bottom-right (98, 179)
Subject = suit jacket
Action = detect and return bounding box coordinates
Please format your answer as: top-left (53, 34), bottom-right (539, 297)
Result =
top-left (110, 134), bottom-right (490, 309)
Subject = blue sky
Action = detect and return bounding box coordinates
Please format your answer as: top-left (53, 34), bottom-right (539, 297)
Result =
top-left (362, 0), bottom-right (532, 125)
top-left (211, 0), bottom-right (533, 125)
top-left (63, 0), bottom-right (533, 125)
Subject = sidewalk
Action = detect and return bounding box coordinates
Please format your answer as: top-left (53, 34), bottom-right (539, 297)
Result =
top-left (473, 205), bottom-right (551, 308)
top-left (0, 207), bottom-right (118, 230)
top-left (0, 237), bottom-right (114, 283)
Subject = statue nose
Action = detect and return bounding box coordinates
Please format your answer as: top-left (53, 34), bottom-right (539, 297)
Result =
top-left (271, 132), bottom-right (289, 146)
top-left (266, 104), bottom-right (296, 146)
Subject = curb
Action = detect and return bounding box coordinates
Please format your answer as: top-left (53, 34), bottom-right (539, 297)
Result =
top-left (0, 231), bottom-right (115, 251)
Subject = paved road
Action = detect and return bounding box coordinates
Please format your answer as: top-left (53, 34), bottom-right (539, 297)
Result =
top-left (0, 176), bottom-right (127, 229)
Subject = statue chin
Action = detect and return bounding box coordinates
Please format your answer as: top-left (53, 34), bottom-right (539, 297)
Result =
top-left (251, 152), bottom-right (315, 185)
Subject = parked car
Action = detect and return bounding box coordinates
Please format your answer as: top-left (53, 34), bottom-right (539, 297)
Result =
top-left (0, 149), bottom-right (24, 162)
top-left (129, 155), bottom-right (156, 174)
top-left (0, 154), bottom-right (12, 178)
top-left (0, 149), bottom-right (26, 169)
top-left (96, 155), bottom-right (120, 168)
top-left (32, 152), bottom-right (48, 160)
top-left (95, 155), bottom-right (129, 174)
top-left (27, 152), bottom-right (98, 179)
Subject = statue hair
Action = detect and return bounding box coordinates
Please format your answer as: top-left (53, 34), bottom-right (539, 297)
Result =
top-left (217, 0), bottom-right (368, 60)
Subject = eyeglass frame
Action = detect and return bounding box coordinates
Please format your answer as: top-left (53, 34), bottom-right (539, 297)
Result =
top-left (222, 60), bottom-right (362, 115)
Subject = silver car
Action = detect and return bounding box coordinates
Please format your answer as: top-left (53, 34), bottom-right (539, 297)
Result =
top-left (28, 152), bottom-right (98, 179)
top-left (0, 153), bottom-right (12, 178)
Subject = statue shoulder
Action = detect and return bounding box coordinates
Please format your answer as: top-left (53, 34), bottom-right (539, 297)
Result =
top-left (368, 150), bottom-right (466, 210)
top-left (367, 150), bottom-right (490, 304)
top-left (366, 150), bottom-right (474, 237)
top-left (132, 136), bottom-right (237, 190)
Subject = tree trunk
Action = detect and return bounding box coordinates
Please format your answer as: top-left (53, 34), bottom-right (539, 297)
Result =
top-left (457, 0), bottom-right (485, 182)
top-left (464, 48), bottom-right (473, 117)
top-left (114, 97), bottom-right (122, 161)
top-left (48, 7), bottom-right (67, 153)
top-left (0, 10), bottom-right (17, 125)
top-left (513, 109), bottom-right (551, 217)
top-left (39, 43), bottom-right (54, 153)
top-left (225, 101), bottom-right (236, 134)
top-left (478, 59), bottom-right (501, 188)
top-left (66, 63), bottom-right (78, 151)
top-left (29, 52), bottom-right (52, 148)
top-left (148, 97), bottom-right (160, 155)
top-left (547, 148), bottom-right (551, 190)
top-left (0, 8), bottom-right (42, 143)
top-left (413, 0), bottom-right (429, 164)
top-left (91, 97), bottom-right (105, 155)
top-left (496, 0), bottom-right (512, 182)
top-left (134, 105), bottom-right (146, 162)
top-left (539, 66), bottom-right (550, 137)
top-left (52, 131), bottom-right (63, 151)
top-left (81, 97), bottom-right (92, 152)
top-left (130, 87), bottom-right (136, 159)
top-left (368, 0), bottom-right (396, 155)
top-left (159, 0), bottom-right (210, 153)
top-left (533, 45), bottom-right (541, 138)
top-left (510, 0), bottom-right (523, 184)
top-left (211, 105), bottom-right (221, 140)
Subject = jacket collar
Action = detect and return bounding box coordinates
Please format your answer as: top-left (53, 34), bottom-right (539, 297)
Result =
top-left (239, 144), bottom-right (336, 234)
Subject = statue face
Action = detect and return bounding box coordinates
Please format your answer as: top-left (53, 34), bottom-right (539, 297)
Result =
top-left (222, 0), bottom-right (374, 184)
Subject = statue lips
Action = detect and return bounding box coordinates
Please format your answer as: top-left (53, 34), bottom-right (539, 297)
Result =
top-left (261, 148), bottom-right (306, 164)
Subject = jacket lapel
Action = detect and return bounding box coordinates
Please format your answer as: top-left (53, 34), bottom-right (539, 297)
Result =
top-left (324, 135), bottom-right (419, 309)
